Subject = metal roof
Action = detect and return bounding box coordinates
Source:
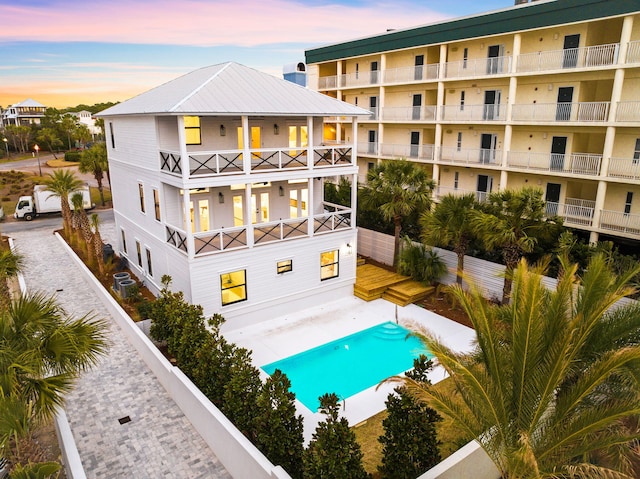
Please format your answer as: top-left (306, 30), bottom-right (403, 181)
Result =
top-left (98, 62), bottom-right (370, 117)
top-left (11, 98), bottom-right (46, 108)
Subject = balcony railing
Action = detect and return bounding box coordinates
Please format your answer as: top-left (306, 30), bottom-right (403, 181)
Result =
top-left (194, 226), bottom-right (248, 255)
top-left (615, 101), bottom-right (640, 122)
top-left (511, 102), bottom-right (610, 122)
top-left (607, 157), bottom-right (640, 180)
top-left (517, 43), bottom-right (619, 73)
top-left (627, 40), bottom-right (640, 64)
top-left (160, 145), bottom-right (354, 177)
top-left (434, 186), bottom-right (489, 202)
top-left (507, 151), bottom-right (602, 176)
top-left (440, 146), bottom-right (502, 166)
top-left (314, 203), bottom-right (352, 234)
top-left (379, 143), bottom-right (435, 162)
top-left (383, 64), bottom-right (439, 84)
top-left (357, 142), bottom-right (378, 156)
top-left (382, 106), bottom-right (437, 121)
top-left (546, 199), bottom-right (595, 227)
top-left (441, 104), bottom-right (505, 122)
top-left (166, 225), bottom-right (188, 253)
top-left (444, 56), bottom-right (512, 78)
top-left (254, 218), bottom-right (309, 245)
top-left (600, 210), bottom-right (640, 235)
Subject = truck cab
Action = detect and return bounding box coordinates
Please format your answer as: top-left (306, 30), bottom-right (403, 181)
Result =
top-left (14, 196), bottom-right (35, 221)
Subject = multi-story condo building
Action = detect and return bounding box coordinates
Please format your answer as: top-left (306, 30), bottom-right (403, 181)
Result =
top-left (98, 62), bottom-right (368, 329)
top-left (1, 98), bottom-right (46, 126)
top-left (305, 0), bottom-right (640, 246)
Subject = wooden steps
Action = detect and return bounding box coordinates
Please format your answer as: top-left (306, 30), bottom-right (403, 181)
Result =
top-left (354, 263), bottom-right (434, 306)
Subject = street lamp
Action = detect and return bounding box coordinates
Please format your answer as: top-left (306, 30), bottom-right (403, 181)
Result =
top-left (2, 138), bottom-right (8, 160)
top-left (34, 144), bottom-right (42, 176)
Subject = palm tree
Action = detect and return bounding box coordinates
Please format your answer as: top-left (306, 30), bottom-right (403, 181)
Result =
top-left (420, 193), bottom-right (477, 285)
top-left (360, 159), bottom-right (435, 268)
top-left (90, 213), bottom-right (105, 275)
top-left (79, 143), bottom-right (108, 206)
top-left (399, 254), bottom-right (640, 479)
top-left (0, 292), bottom-right (108, 466)
top-left (0, 249), bottom-right (23, 310)
top-left (43, 169), bottom-right (83, 237)
top-left (71, 192), bottom-right (95, 264)
top-left (471, 187), bottom-right (562, 304)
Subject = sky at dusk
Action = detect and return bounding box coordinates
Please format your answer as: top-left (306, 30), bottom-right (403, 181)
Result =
top-left (1, 0), bottom-right (513, 109)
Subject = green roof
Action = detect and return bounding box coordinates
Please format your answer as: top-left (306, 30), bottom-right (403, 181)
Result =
top-left (305, 0), bottom-right (638, 64)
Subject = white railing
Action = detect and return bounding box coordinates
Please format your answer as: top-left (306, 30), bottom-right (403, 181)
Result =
top-left (166, 225), bottom-right (189, 253)
top-left (382, 105), bottom-right (437, 121)
top-left (511, 102), bottom-right (610, 122)
top-left (434, 186), bottom-right (489, 202)
top-left (600, 210), bottom-right (640, 234)
top-left (383, 64), bottom-right (439, 83)
top-left (441, 104), bottom-right (505, 122)
top-left (367, 107), bottom-right (379, 120)
top-left (313, 206), bottom-right (352, 234)
top-left (440, 146), bottom-right (502, 166)
top-left (318, 75), bottom-right (338, 89)
top-left (607, 157), bottom-right (640, 180)
top-left (357, 142), bottom-right (378, 155)
top-left (379, 143), bottom-right (435, 162)
top-left (193, 226), bottom-right (248, 255)
top-left (507, 151), bottom-right (601, 176)
top-left (254, 218), bottom-right (309, 245)
top-left (444, 56), bottom-right (512, 78)
top-left (546, 199), bottom-right (595, 226)
top-left (313, 145), bottom-right (354, 167)
top-left (517, 43), bottom-right (619, 72)
top-left (626, 40), bottom-right (640, 64)
top-left (615, 101), bottom-right (640, 122)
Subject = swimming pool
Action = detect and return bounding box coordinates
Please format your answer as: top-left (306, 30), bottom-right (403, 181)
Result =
top-left (261, 321), bottom-right (429, 411)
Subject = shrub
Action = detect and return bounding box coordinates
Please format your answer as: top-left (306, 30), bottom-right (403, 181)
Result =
top-left (64, 151), bottom-right (81, 162)
top-left (397, 236), bottom-right (446, 285)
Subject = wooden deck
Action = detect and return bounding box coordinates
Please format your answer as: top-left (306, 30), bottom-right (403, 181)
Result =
top-left (354, 263), bottom-right (434, 306)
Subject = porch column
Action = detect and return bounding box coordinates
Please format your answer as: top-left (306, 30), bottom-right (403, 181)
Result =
top-left (307, 116), bottom-right (314, 170)
top-left (246, 182), bottom-right (254, 247)
top-left (242, 116), bottom-right (250, 174)
top-left (590, 181), bottom-right (608, 244)
top-left (177, 116), bottom-right (194, 257)
top-left (308, 177), bottom-right (315, 237)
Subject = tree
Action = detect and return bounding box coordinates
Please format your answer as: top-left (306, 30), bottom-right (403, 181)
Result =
top-left (71, 192), bottom-right (94, 264)
top-left (420, 193), bottom-right (477, 285)
top-left (400, 255), bottom-right (640, 479)
top-left (379, 356), bottom-right (442, 479)
top-left (35, 128), bottom-right (63, 159)
top-left (360, 160), bottom-right (435, 268)
top-left (0, 292), bottom-right (108, 468)
top-left (254, 370), bottom-right (305, 479)
top-left (59, 114), bottom-right (79, 150)
top-left (89, 213), bottom-right (105, 275)
top-left (471, 187), bottom-right (562, 304)
top-left (79, 143), bottom-right (109, 206)
top-left (43, 169), bottom-right (84, 237)
top-left (397, 236), bottom-right (446, 285)
top-left (0, 250), bottom-right (23, 310)
top-left (304, 393), bottom-right (370, 479)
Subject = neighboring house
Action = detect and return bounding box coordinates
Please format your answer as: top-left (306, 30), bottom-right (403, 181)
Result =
top-left (306, 0), bottom-right (640, 246)
top-left (283, 62), bottom-right (307, 87)
top-left (98, 62), bottom-right (369, 330)
top-left (1, 98), bottom-right (46, 126)
top-left (72, 110), bottom-right (102, 139)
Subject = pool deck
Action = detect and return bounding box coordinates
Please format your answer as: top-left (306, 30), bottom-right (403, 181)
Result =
top-left (224, 296), bottom-right (476, 443)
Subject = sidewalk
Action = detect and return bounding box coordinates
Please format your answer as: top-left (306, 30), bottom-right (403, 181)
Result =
top-left (10, 223), bottom-right (231, 479)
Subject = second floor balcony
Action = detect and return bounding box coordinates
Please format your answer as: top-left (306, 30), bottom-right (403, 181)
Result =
top-left (382, 106), bottom-right (437, 122)
top-left (441, 104), bottom-right (506, 122)
top-left (440, 146), bottom-right (502, 166)
top-left (607, 157), bottom-right (640, 180)
top-left (507, 151), bottom-right (602, 176)
top-left (511, 102), bottom-right (610, 123)
top-left (545, 198), bottom-right (595, 227)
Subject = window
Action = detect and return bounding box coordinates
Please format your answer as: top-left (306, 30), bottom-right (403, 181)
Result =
top-left (277, 259), bottom-right (293, 274)
top-left (121, 228), bottom-right (127, 254)
top-left (463, 48), bottom-right (468, 68)
top-left (454, 171), bottom-right (459, 189)
top-left (136, 240), bottom-right (142, 267)
top-left (221, 270), bottom-right (247, 306)
top-left (460, 91), bottom-right (465, 111)
top-left (624, 192), bottom-right (633, 215)
top-left (633, 139), bottom-right (640, 164)
top-left (146, 248), bottom-right (153, 277)
top-left (184, 116), bottom-right (201, 145)
top-left (457, 132), bottom-right (462, 151)
top-left (320, 250), bottom-right (339, 281)
top-left (153, 189), bottom-right (161, 221)
top-left (368, 162), bottom-right (375, 171)
top-left (138, 183), bottom-right (145, 213)
top-left (109, 122), bottom-right (115, 148)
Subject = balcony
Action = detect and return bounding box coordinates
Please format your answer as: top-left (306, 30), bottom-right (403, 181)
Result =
top-left (599, 210), bottom-right (640, 236)
top-left (434, 186), bottom-right (489, 202)
top-left (627, 40), bottom-right (640, 64)
top-left (441, 104), bottom-right (505, 122)
top-left (379, 143), bottom-right (435, 162)
top-left (545, 199), bottom-right (595, 227)
top-left (615, 101), bottom-right (640, 122)
top-left (516, 43), bottom-right (619, 73)
top-left (440, 146), bottom-right (502, 166)
top-left (382, 106), bottom-right (437, 122)
top-left (160, 145), bottom-right (354, 178)
top-left (383, 64), bottom-right (439, 84)
top-left (165, 201), bottom-right (353, 257)
top-left (358, 142), bottom-right (378, 156)
top-left (511, 102), bottom-right (610, 122)
top-left (444, 56), bottom-right (512, 79)
top-left (507, 151), bottom-right (602, 176)
top-left (607, 157), bottom-right (640, 180)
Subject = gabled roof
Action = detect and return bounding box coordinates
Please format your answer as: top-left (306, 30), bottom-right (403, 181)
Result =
top-left (12, 98), bottom-right (45, 108)
top-left (98, 62), bottom-right (370, 117)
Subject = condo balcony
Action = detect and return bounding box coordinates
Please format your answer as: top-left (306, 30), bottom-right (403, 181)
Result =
top-left (600, 209), bottom-right (640, 236)
top-left (434, 185), bottom-right (491, 203)
top-left (379, 143), bottom-right (436, 162)
top-left (516, 43), bottom-right (619, 73)
top-left (444, 55), bottom-right (512, 79)
top-left (441, 104), bottom-right (506, 122)
top-left (511, 102), bottom-right (610, 123)
top-left (382, 64), bottom-right (440, 84)
top-left (607, 157), bottom-right (640, 180)
top-left (545, 199), bottom-right (596, 227)
top-left (381, 106), bottom-right (438, 122)
top-left (507, 151), bottom-right (602, 176)
top-left (615, 101), bottom-right (640, 122)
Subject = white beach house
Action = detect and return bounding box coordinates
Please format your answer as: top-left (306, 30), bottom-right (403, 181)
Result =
top-left (98, 62), bottom-right (369, 330)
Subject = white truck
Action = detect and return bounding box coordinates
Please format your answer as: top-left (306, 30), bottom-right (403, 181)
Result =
top-left (14, 184), bottom-right (93, 221)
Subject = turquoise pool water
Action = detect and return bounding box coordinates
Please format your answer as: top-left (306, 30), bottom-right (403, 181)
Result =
top-left (261, 322), bottom-right (430, 411)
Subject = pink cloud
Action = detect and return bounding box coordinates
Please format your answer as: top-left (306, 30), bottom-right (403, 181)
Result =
top-left (0, 0), bottom-right (448, 47)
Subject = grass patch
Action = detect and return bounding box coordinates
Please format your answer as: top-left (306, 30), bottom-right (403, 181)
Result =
top-left (90, 186), bottom-right (112, 207)
top-left (353, 378), bottom-right (474, 476)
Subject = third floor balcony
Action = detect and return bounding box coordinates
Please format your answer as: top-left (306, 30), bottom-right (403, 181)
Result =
top-left (507, 151), bottom-right (602, 176)
top-left (511, 102), bottom-right (610, 123)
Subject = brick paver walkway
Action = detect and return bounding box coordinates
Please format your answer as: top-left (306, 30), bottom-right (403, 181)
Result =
top-left (10, 223), bottom-right (232, 479)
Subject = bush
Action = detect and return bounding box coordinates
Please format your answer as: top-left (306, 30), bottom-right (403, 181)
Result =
top-left (397, 236), bottom-right (446, 285)
top-left (64, 151), bottom-right (81, 162)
